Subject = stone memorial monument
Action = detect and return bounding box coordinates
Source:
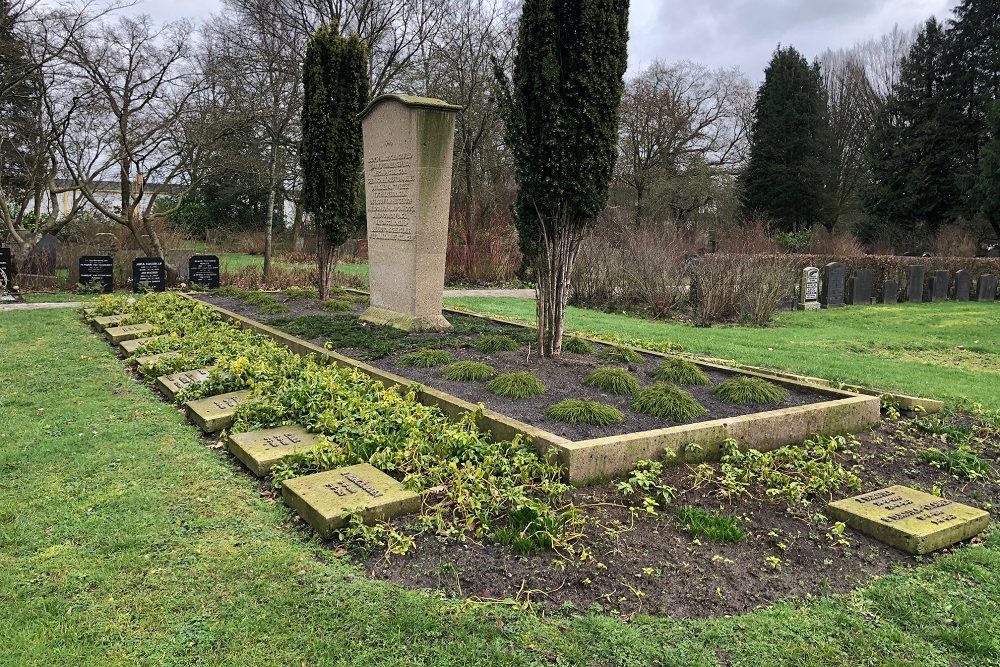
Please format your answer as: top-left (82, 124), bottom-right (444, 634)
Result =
top-left (820, 262), bottom-right (845, 308)
top-left (883, 280), bottom-right (899, 304)
top-left (799, 267), bottom-right (820, 310)
top-left (827, 485), bottom-right (989, 555)
top-left (928, 270), bottom-right (950, 302)
top-left (906, 265), bottom-right (926, 302)
top-left (359, 94), bottom-right (461, 332)
top-left (848, 268), bottom-right (874, 306)
top-left (188, 255), bottom-right (220, 289)
top-left (79, 256), bottom-right (114, 293)
top-left (133, 257), bottom-right (167, 292)
top-left (978, 274), bottom-right (998, 302)
top-left (954, 270), bottom-right (971, 301)
top-left (0, 246), bottom-right (20, 302)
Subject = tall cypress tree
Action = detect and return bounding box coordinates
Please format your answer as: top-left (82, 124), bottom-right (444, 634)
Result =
top-left (741, 47), bottom-right (835, 232)
top-left (499, 0), bottom-right (629, 358)
top-left (300, 24), bottom-right (369, 299)
top-left (862, 19), bottom-right (959, 246)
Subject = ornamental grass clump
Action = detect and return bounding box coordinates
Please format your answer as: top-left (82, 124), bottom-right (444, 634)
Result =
top-left (714, 376), bottom-right (788, 405)
top-left (584, 367), bottom-right (640, 395)
top-left (486, 372), bottom-right (546, 399)
top-left (652, 358), bottom-right (710, 386)
top-left (544, 398), bottom-right (623, 426)
top-left (563, 336), bottom-right (594, 354)
top-left (441, 361), bottom-right (497, 382)
top-left (398, 348), bottom-right (456, 368)
top-left (631, 383), bottom-right (707, 422)
top-left (600, 344), bottom-right (643, 364)
top-left (320, 298), bottom-right (352, 312)
top-left (473, 334), bottom-right (522, 354)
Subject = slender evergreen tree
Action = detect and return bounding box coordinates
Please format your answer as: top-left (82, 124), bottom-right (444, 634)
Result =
top-left (978, 102), bottom-right (1000, 236)
top-left (498, 0), bottom-right (629, 358)
top-left (741, 46), bottom-right (836, 232)
top-left (300, 24), bottom-right (369, 299)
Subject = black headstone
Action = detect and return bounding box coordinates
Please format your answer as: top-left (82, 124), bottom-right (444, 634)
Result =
top-left (79, 255), bottom-right (114, 293)
top-left (883, 280), bottom-right (899, 304)
top-left (26, 234), bottom-right (58, 275)
top-left (132, 257), bottom-right (167, 292)
top-left (906, 265), bottom-right (926, 302)
top-left (954, 270), bottom-right (971, 301)
top-left (820, 262), bottom-right (846, 308)
top-left (977, 274), bottom-right (998, 302)
top-left (0, 246), bottom-right (13, 280)
top-left (928, 270), bottom-right (950, 302)
top-left (848, 269), bottom-right (874, 306)
top-left (188, 254), bottom-right (220, 289)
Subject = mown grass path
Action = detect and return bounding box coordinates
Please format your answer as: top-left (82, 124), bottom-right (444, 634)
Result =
top-left (1, 309), bottom-right (998, 666)
top-left (444, 298), bottom-right (1000, 411)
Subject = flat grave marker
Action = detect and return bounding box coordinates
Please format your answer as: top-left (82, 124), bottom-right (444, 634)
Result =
top-left (185, 390), bottom-right (251, 433)
top-left (849, 268), bottom-right (874, 306)
top-left (820, 262), bottom-right (846, 308)
top-left (827, 485), bottom-right (989, 555)
top-left (906, 265), bottom-right (926, 302)
top-left (883, 280), bottom-right (899, 304)
top-left (281, 463), bottom-right (422, 538)
top-left (188, 255), bottom-right (220, 289)
top-left (79, 256), bottom-right (114, 293)
top-left (954, 270), bottom-right (971, 301)
top-left (156, 367), bottom-right (213, 401)
top-left (799, 267), bottom-right (820, 310)
top-left (978, 274), bottom-right (998, 302)
top-left (133, 257), bottom-right (167, 292)
top-left (105, 323), bottom-right (154, 344)
top-left (227, 426), bottom-right (324, 476)
top-left (93, 314), bottom-right (128, 331)
top-left (120, 334), bottom-right (168, 355)
top-left (928, 270), bottom-right (950, 302)
top-left (135, 351), bottom-right (181, 369)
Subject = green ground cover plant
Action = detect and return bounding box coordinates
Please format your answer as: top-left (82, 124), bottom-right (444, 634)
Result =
top-left (267, 313), bottom-right (407, 358)
top-left (653, 358), bottom-right (711, 385)
top-left (714, 377), bottom-right (788, 405)
top-left (441, 361), bottom-right (497, 382)
top-left (398, 348), bottom-right (456, 368)
top-left (544, 399), bottom-right (623, 426)
top-left (600, 344), bottom-right (644, 364)
top-left (321, 298), bottom-right (352, 311)
top-left (584, 367), bottom-right (640, 395)
top-left (675, 506), bottom-right (746, 543)
top-left (485, 371), bottom-right (547, 399)
top-left (473, 333), bottom-right (522, 353)
top-left (563, 336), bottom-right (594, 354)
top-left (631, 383), bottom-right (707, 421)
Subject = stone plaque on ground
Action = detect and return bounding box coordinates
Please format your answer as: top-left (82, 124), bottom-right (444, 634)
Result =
top-left (977, 274), bottom-right (998, 302)
top-left (799, 267), bottom-right (820, 310)
top-left (928, 270), bottom-right (950, 302)
top-left (359, 94), bottom-right (461, 332)
top-left (93, 314), bottom-right (128, 331)
top-left (906, 265), bottom-right (926, 302)
top-left (133, 257), bottom-right (166, 292)
top-left (105, 323), bottom-right (154, 344)
top-left (185, 390), bottom-right (251, 432)
top-left (820, 262), bottom-right (846, 308)
top-left (188, 255), bottom-right (220, 289)
top-left (156, 368), bottom-right (213, 401)
top-left (281, 463), bottom-right (421, 538)
top-left (827, 485), bottom-right (989, 555)
top-left (119, 335), bottom-right (168, 355)
top-left (848, 268), bottom-right (874, 306)
top-left (883, 280), bottom-right (899, 304)
top-left (79, 256), bottom-right (114, 293)
top-left (135, 351), bottom-right (181, 369)
top-left (954, 270), bottom-right (971, 301)
top-left (227, 426), bottom-right (324, 476)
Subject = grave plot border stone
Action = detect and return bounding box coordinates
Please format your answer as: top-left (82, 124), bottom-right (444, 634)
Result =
top-left (827, 485), bottom-right (989, 555)
top-left (281, 463), bottom-right (422, 538)
top-left (119, 335), bottom-right (168, 355)
top-left (227, 426), bottom-right (325, 476)
top-left (185, 390), bottom-right (251, 433)
top-left (156, 368), bottom-right (214, 401)
top-left (135, 351), bottom-right (181, 369)
top-left (93, 314), bottom-right (128, 331)
top-left (105, 323), bottom-right (154, 344)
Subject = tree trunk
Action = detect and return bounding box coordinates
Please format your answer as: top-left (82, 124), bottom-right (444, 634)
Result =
top-left (535, 219), bottom-right (583, 358)
top-left (290, 202), bottom-right (304, 251)
top-left (317, 233), bottom-right (335, 300)
top-left (263, 140), bottom-right (279, 283)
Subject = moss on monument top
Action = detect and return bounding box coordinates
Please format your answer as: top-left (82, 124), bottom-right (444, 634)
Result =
top-left (361, 93), bottom-right (462, 119)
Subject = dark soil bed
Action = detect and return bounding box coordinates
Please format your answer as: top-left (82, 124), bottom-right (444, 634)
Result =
top-left (197, 293), bottom-right (834, 441)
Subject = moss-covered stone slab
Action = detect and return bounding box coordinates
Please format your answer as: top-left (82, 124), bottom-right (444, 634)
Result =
top-left (156, 367), bottom-right (214, 401)
top-left (93, 314), bottom-right (127, 331)
top-left (134, 351), bottom-right (181, 369)
top-left (105, 323), bottom-right (154, 344)
top-left (827, 485), bottom-right (990, 555)
top-left (227, 426), bottom-right (323, 476)
top-left (185, 390), bottom-right (250, 433)
top-left (120, 335), bottom-right (168, 355)
top-left (281, 463), bottom-right (421, 538)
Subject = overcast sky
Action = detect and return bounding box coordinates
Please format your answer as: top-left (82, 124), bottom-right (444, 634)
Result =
top-left (133, 0), bottom-right (960, 81)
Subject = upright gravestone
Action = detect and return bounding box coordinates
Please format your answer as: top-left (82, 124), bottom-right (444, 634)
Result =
top-left (954, 270), bottom-right (971, 301)
top-left (188, 254), bottom-right (220, 289)
top-left (820, 262), bottom-right (846, 308)
top-left (132, 257), bottom-right (166, 292)
top-left (978, 274), bottom-right (998, 302)
top-left (799, 266), bottom-right (820, 310)
top-left (25, 234), bottom-right (57, 275)
top-left (883, 280), bottom-right (899, 304)
top-left (849, 268), bottom-right (874, 306)
top-left (906, 265), bottom-right (926, 302)
top-left (928, 270), bottom-right (950, 302)
top-left (0, 246), bottom-right (20, 302)
top-left (359, 94), bottom-right (461, 332)
top-left (79, 256), bottom-right (114, 293)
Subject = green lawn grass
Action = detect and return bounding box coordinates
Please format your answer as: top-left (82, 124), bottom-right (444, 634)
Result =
top-left (3, 309), bottom-right (1000, 666)
top-left (219, 252), bottom-right (369, 284)
top-left (444, 297), bottom-right (1000, 412)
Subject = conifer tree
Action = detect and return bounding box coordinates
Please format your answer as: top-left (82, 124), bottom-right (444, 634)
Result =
top-left (300, 24), bottom-right (369, 299)
top-left (741, 46), bottom-right (835, 232)
top-left (978, 103), bottom-right (1000, 236)
top-left (498, 0), bottom-right (629, 358)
